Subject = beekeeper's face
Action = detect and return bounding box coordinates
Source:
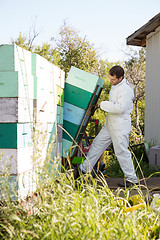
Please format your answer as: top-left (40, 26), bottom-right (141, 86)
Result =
top-left (109, 75), bottom-right (123, 85)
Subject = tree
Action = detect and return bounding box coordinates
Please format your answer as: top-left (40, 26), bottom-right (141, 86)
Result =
top-left (124, 47), bottom-right (146, 143)
top-left (11, 17), bottom-right (41, 52)
top-left (11, 32), bottom-right (31, 51)
top-left (51, 21), bottom-right (100, 76)
top-left (34, 43), bottom-right (61, 66)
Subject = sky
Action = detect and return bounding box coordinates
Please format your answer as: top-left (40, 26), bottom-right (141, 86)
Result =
top-left (1, 0), bottom-right (160, 62)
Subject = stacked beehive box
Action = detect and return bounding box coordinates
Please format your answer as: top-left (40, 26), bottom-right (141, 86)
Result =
top-left (0, 44), bottom-right (65, 199)
top-left (31, 54), bottom-right (65, 175)
top-left (62, 66), bottom-right (104, 158)
top-left (46, 64), bottom-right (65, 163)
top-left (0, 44), bottom-right (34, 199)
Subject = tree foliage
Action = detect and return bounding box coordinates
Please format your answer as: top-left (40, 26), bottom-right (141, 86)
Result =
top-left (34, 43), bottom-right (61, 66)
top-left (11, 32), bottom-right (31, 51)
top-left (124, 47), bottom-right (146, 144)
top-left (51, 22), bottom-right (100, 76)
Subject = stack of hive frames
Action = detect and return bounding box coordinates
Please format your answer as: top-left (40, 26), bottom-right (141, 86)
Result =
top-left (31, 53), bottom-right (65, 178)
top-left (0, 44), bottom-right (34, 199)
top-left (0, 45), bottom-right (65, 199)
top-left (62, 66), bottom-right (104, 159)
top-left (46, 64), bottom-right (65, 166)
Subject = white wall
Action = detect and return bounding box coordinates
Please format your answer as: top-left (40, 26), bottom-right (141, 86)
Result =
top-left (145, 26), bottom-right (160, 144)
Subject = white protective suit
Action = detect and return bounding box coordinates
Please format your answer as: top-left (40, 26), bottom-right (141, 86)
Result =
top-left (79, 78), bottom-right (138, 183)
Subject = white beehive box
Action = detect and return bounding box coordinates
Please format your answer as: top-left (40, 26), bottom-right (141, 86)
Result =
top-left (149, 145), bottom-right (160, 168)
top-left (52, 65), bottom-right (65, 89)
top-left (0, 147), bottom-right (33, 175)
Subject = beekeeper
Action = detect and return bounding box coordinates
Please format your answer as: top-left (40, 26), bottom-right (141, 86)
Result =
top-left (78, 65), bottom-right (138, 187)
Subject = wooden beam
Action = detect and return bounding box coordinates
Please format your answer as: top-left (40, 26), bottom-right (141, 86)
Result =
top-left (127, 13), bottom-right (160, 46)
top-left (141, 38), bottom-right (146, 47)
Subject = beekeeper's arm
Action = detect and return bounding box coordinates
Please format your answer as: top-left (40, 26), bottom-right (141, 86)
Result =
top-left (100, 89), bottom-right (133, 114)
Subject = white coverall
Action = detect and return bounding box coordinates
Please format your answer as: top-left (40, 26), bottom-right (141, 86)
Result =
top-left (79, 78), bottom-right (138, 183)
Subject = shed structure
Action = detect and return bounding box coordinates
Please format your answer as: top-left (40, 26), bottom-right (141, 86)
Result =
top-left (127, 13), bottom-right (160, 145)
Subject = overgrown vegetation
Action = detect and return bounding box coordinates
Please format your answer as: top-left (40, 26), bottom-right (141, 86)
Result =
top-left (0, 161), bottom-right (160, 239)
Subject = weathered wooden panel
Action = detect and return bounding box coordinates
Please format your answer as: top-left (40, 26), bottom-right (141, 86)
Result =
top-left (0, 97), bottom-right (33, 122)
top-left (47, 123), bottom-right (63, 144)
top-left (57, 106), bottom-right (63, 125)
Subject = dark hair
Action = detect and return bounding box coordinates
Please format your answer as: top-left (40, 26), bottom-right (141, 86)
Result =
top-left (109, 65), bottom-right (124, 79)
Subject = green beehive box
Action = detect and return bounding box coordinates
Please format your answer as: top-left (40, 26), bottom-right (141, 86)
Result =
top-left (0, 123), bottom-right (32, 149)
top-left (0, 44), bottom-right (32, 75)
top-left (63, 120), bottom-right (85, 142)
top-left (0, 45), bottom-right (15, 71)
top-left (0, 175), bottom-right (18, 201)
top-left (31, 53), bottom-right (37, 76)
top-left (0, 71), bottom-right (18, 97)
top-left (64, 83), bottom-right (92, 109)
top-left (0, 71), bottom-right (34, 99)
top-left (66, 66), bottom-right (104, 93)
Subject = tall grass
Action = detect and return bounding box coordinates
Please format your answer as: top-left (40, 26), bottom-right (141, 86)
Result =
top-left (0, 129), bottom-right (160, 239)
top-left (0, 167), bottom-right (160, 239)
